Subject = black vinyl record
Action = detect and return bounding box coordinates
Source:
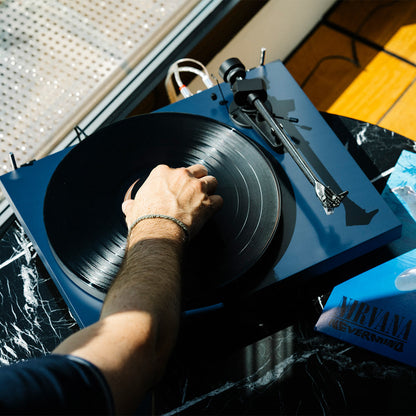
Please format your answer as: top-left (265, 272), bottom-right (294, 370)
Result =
top-left (44, 113), bottom-right (281, 306)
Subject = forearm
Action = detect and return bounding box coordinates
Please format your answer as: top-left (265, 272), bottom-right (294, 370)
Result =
top-left (102, 218), bottom-right (184, 358)
top-left (54, 219), bottom-right (185, 414)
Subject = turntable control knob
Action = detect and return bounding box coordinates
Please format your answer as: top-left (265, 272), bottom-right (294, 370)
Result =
top-left (219, 58), bottom-right (246, 84)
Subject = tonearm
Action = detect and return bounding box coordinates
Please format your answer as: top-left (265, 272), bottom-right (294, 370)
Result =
top-left (219, 57), bottom-right (348, 215)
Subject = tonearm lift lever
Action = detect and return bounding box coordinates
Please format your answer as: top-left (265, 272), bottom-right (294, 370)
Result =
top-left (219, 57), bottom-right (348, 215)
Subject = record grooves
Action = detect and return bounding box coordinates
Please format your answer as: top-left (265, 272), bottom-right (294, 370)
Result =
top-left (43, 113), bottom-right (281, 306)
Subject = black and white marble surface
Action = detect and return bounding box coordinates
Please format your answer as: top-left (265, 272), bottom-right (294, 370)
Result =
top-left (0, 222), bottom-right (77, 365)
top-left (322, 113), bottom-right (416, 192)
top-left (156, 304), bottom-right (416, 415)
top-left (1, 114), bottom-right (416, 415)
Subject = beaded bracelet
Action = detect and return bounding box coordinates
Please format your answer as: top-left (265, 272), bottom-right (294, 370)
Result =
top-left (128, 214), bottom-right (190, 242)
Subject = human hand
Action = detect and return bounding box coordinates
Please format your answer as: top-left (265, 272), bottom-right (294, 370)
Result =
top-left (122, 164), bottom-right (223, 239)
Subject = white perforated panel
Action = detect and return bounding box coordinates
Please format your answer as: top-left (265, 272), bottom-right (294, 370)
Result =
top-left (0, 0), bottom-right (198, 173)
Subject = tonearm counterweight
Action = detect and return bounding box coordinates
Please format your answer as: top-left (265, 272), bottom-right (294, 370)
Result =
top-left (219, 57), bottom-right (348, 215)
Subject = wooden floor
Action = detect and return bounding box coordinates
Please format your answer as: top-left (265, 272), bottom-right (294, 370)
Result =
top-left (285, 0), bottom-right (416, 141)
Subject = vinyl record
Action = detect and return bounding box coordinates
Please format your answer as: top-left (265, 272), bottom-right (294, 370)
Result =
top-left (44, 113), bottom-right (281, 305)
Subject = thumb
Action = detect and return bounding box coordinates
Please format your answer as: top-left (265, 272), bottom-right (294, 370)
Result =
top-left (122, 199), bottom-right (134, 217)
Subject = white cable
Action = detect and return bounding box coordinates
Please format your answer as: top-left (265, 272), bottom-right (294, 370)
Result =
top-left (165, 58), bottom-right (213, 101)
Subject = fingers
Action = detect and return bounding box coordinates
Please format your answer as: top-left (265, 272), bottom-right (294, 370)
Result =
top-left (200, 175), bottom-right (218, 195)
top-left (123, 179), bottom-right (140, 202)
top-left (208, 194), bottom-right (224, 212)
top-left (186, 164), bottom-right (208, 179)
top-left (122, 199), bottom-right (134, 216)
top-left (186, 164), bottom-right (219, 196)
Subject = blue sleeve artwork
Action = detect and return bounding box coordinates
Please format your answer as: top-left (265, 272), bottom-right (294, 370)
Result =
top-left (386, 149), bottom-right (416, 220)
top-left (316, 150), bottom-right (416, 368)
top-left (0, 354), bottom-right (114, 414)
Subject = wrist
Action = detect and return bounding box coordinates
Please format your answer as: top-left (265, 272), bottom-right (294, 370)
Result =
top-left (128, 214), bottom-right (189, 242)
top-left (127, 216), bottom-right (186, 249)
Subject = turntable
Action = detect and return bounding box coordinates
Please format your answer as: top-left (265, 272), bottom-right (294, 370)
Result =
top-left (0, 59), bottom-right (401, 327)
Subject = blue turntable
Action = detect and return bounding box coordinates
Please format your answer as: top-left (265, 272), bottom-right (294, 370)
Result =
top-left (0, 59), bottom-right (401, 327)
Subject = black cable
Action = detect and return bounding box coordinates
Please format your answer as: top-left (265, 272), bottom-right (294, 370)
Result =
top-left (301, 0), bottom-right (412, 89)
